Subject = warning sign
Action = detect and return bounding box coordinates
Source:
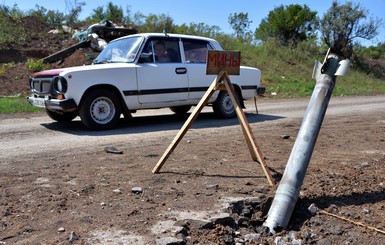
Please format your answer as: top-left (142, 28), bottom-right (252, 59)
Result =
top-left (206, 50), bottom-right (241, 75)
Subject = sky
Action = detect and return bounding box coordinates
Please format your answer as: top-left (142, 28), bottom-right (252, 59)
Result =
top-left (4, 0), bottom-right (385, 46)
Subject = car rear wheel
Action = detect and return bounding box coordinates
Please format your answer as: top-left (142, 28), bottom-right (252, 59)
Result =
top-left (79, 90), bottom-right (121, 130)
top-left (46, 109), bottom-right (78, 122)
top-left (213, 91), bottom-right (240, 118)
top-left (170, 105), bottom-right (191, 115)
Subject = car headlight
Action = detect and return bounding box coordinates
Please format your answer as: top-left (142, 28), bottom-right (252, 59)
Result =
top-left (53, 76), bottom-right (68, 93)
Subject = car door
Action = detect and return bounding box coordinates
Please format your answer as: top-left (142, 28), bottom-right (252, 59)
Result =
top-left (181, 38), bottom-right (216, 102)
top-left (136, 37), bottom-right (188, 104)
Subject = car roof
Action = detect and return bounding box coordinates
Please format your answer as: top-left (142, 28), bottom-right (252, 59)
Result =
top-left (115, 33), bottom-right (219, 44)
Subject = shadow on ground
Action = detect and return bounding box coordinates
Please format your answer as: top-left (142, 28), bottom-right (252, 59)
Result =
top-left (41, 111), bottom-right (284, 136)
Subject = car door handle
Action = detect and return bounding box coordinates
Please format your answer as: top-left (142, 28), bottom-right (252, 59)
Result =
top-left (175, 67), bottom-right (187, 74)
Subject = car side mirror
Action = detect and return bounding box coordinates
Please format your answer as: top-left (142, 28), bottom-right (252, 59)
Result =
top-left (138, 53), bottom-right (153, 63)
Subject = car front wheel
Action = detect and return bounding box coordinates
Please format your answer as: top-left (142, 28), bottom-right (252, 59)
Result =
top-left (79, 90), bottom-right (121, 130)
top-left (213, 91), bottom-right (240, 118)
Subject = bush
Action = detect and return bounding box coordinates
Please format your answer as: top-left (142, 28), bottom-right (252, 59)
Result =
top-left (0, 62), bottom-right (15, 77)
top-left (26, 59), bottom-right (45, 72)
top-left (352, 55), bottom-right (385, 79)
top-left (0, 14), bottom-right (26, 48)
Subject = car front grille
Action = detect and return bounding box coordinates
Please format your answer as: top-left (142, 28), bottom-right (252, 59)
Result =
top-left (31, 78), bottom-right (52, 94)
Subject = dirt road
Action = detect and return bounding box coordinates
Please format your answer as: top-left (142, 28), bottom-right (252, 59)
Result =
top-left (1, 96), bottom-right (384, 244)
top-left (1, 96), bottom-right (383, 158)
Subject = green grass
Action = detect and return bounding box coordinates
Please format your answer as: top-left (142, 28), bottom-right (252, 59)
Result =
top-left (228, 39), bottom-right (385, 98)
top-left (333, 70), bottom-right (385, 96)
top-left (0, 97), bottom-right (44, 114)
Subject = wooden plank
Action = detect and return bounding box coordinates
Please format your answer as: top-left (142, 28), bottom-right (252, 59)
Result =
top-left (42, 40), bottom-right (90, 63)
top-left (214, 84), bottom-right (227, 91)
top-left (222, 72), bottom-right (275, 186)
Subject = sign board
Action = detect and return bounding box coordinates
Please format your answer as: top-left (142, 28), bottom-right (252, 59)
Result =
top-left (206, 50), bottom-right (241, 75)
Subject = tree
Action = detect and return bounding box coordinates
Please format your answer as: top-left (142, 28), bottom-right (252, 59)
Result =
top-left (64, 0), bottom-right (85, 26)
top-left (88, 2), bottom-right (125, 24)
top-left (131, 11), bottom-right (145, 28)
top-left (174, 22), bottom-right (221, 37)
top-left (320, 0), bottom-right (383, 58)
top-left (46, 10), bottom-right (65, 29)
top-left (27, 5), bottom-right (65, 29)
top-left (255, 4), bottom-right (318, 47)
top-left (0, 4), bottom-right (26, 48)
top-left (105, 2), bottom-right (124, 24)
top-left (27, 5), bottom-right (48, 23)
top-left (122, 6), bottom-right (133, 27)
top-left (228, 12), bottom-right (252, 40)
top-left (0, 4), bottom-right (24, 19)
top-left (139, 13), bottom-right (174, 33)
top-left (89, 6), bottom-right (104, 22)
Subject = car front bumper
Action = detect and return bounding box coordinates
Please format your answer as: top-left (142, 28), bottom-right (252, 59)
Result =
top-left (27, 96), bottom-right (78, 112)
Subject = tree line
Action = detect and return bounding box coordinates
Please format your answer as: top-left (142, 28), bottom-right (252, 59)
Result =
top-left (0, 0), bottom-right (384, 59)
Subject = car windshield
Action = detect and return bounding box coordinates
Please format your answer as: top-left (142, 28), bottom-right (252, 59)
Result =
top-left (94, 36), bottom-right (143, 64)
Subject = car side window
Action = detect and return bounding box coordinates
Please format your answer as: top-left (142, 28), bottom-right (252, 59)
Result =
top-left (142, 39), bottom-right (181, 63)
top-left (182, 39), bottom-right (212, 63)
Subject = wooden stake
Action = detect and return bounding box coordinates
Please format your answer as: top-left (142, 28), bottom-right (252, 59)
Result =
top-left (222, 72), bottom-right (275, 186)
top-left (152, 72), bottom-right (226, 173)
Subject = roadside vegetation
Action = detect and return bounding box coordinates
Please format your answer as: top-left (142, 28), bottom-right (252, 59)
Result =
top-left (0, 97), bottom-right (43, 114)
top-left (0, 1), bottom-right (384, 114)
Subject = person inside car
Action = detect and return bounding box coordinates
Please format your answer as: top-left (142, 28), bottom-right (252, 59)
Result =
top-left (154, 41), bottom-right (171, 62)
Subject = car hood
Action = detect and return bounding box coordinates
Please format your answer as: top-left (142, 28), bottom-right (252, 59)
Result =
top-left (31, 68), bottom-right (71, 77)
top-left (31, 63), bottom-right (136, 78)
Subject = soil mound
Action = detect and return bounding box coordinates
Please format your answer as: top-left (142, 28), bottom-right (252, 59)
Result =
top-left (0, 16), bottom-right (97, 96)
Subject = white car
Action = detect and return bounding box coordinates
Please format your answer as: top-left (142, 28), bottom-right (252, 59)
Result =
top-left (27, 33), bottom-right (264, 130)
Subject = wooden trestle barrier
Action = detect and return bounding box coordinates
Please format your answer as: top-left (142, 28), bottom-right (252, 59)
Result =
top-left (152, 70), bottom-right (275, 186)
